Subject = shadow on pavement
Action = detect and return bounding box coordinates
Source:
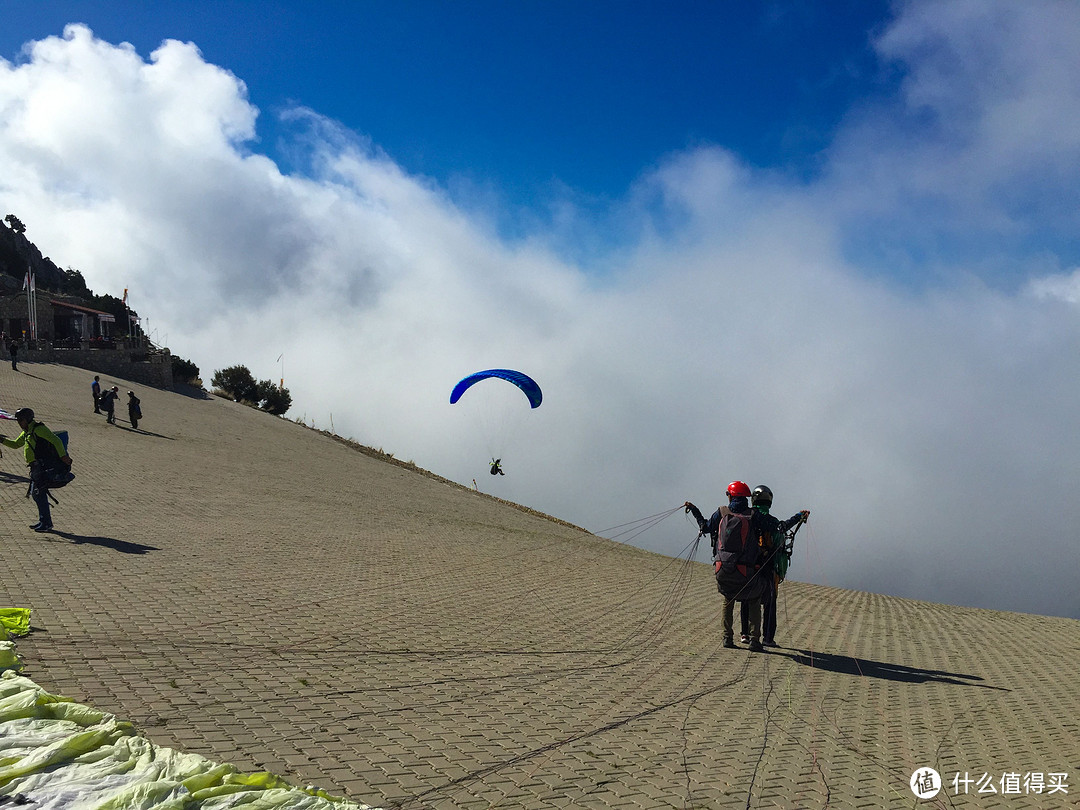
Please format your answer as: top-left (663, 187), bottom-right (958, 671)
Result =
top-left (171, 384), bottom-right (211, 400)
top-left (52, 530), bottom-right (160, 554)
top-left (10, 369), bottom-right (47, 380)
top-left (775, 648), bottom-right (1010, 690)
top-left (113, 423), bottom-right (174, 440)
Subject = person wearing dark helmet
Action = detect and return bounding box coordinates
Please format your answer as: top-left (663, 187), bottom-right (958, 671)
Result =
top-left (686, 480), bottom-right (763, 650)
top-left (749, 485), bottom-right (809, 647)
top-left (0, 407), bottom-right (72, 532)
top-left (99, 385), bottom-right (119, 424)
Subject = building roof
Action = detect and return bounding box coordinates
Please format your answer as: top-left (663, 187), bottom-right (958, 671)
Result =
top-left (48, 298), bottom-right (116, 322)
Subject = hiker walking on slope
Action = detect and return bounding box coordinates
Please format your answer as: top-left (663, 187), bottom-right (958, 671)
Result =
top-left (749, 485), bottom-right (809, 647)
top-left (686, 481), bottom-right (767, 651)
top-left (127, 391), bottom-right (141, 429)
top-left (99, 385), bottom-right (119, 424)
top-left (0, 407), bottom-right (73, 533)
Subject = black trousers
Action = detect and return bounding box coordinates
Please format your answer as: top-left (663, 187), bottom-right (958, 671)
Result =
top-left (742, 578), bottom-right (778, 641)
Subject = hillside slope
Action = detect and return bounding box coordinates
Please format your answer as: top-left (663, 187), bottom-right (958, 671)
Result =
top-left (2, 362), bottom-right (1077, 809)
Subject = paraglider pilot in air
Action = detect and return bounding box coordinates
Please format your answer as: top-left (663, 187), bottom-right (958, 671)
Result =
top-left (450, 371), bottom-right (541, 480)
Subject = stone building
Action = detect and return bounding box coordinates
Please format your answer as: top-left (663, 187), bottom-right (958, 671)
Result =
top-left (0, 292), bottom-right (171, 389)
top-left (0, 293), bottom-right (118, 343)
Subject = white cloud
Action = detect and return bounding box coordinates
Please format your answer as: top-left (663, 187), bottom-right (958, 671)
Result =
top-left (825, 0), bottom-right (1080, 271)
top-left (1, 12), bottom-right (1079, 619)
top-left (1028, 268), bottom-right (1080, 305)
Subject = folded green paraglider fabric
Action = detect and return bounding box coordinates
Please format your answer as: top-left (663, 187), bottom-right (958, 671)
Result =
top-left (0, 642), bottom-right (19, 672)
top-left (0, 670), bottom-right (380, 809)
top-left (0, 608), bottom-right (31, 638)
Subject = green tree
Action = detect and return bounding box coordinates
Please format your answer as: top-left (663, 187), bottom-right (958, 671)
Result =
top-left (60, 266), bottom-right (91, 297)
top-left (4, 214), bottom-right (26, 235)
top-left (87, 293), bottom-right (134, 329)
top-left (211, 365), bottom-right (259, 402)
top-left (171, 355), bottom-right (201, 385)
top-left (257, 379), bottom-right (292, 416)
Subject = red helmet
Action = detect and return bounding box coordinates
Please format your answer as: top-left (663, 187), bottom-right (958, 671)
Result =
top-left (726, 480), bottom-right (751, 498)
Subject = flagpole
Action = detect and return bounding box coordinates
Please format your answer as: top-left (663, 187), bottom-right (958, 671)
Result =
top-left (31, 269), bottom-right (37, 340)
top-left (24, 265), bottom-right (35, 341)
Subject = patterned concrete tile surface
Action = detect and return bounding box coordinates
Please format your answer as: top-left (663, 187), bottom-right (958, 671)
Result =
top-left (1, 362), bottom-right (1078, 809)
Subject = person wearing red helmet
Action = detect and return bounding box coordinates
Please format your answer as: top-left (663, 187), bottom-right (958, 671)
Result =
top-left (685, 480), bottom-right (764, 650)
top-left (685, 480), bottom-right (750, 556)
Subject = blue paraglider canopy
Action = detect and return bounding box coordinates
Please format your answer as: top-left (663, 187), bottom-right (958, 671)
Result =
top-left (450, 369), bottom-right (542, 409)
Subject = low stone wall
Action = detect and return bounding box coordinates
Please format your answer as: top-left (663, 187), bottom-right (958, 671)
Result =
top-left (18, 346), bottom-right (173, 389)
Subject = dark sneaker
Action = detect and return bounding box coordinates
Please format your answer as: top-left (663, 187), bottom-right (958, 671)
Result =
top-left (762, 639), bottom-right (778, 647)
top-left (748, 640), bottom-right (764, 653)
top-left (29, 522), bottom-right (42, 530)
top-left (723, 638), bottom-right (736, 649)
top-left (33, 523), bottom-right (53, 533)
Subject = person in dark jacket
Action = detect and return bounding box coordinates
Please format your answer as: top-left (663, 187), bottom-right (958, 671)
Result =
top-left (127, 390), bottom-right (141, 429)
top-left (99, 385), bottom-right (119, 424)
top-left (749, 485), bottom-right (809, 647)
top-left (684, 499), bottom-right (723, 557)
top-left (686, 481), bottom-right (764, 650)
top-left (8, 340), bottom-right (17, 371)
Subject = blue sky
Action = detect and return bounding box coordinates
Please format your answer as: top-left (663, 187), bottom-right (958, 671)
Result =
top-left (0, 1), bottom-right (896, 218)
top-left (2, 2), bottom-right (1080, 618)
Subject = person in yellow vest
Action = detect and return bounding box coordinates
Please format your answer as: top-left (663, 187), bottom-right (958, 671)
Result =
top-left (0, 407), bottom-right (72, 532)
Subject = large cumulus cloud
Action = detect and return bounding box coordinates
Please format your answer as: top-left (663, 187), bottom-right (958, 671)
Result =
top-left (2, 6), bottom-right (1079, 619)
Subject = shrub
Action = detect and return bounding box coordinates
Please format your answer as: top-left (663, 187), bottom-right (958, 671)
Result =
top-left (211, 365), bottom-right (259, 402)
top-left (257, 379), bottom-right (292, 416)
top-left (171, 355), bottom-right (200, 385)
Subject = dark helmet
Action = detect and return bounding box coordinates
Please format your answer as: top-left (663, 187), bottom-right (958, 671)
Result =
top-left (726, 480), bottom-right (751, 498)
top-left (751, 484), bottom-right (773, 507)
top-left (13, 407), bottom-right (34, 422)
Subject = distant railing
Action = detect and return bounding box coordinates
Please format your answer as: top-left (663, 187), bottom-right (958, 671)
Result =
top-left (42, 336), bottom-right (154, 351)
top-left (48, 336), bottom-right (119, 350)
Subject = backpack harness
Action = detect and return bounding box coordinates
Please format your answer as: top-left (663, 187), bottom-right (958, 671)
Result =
top-left (25, 423), bottom-right (74, 502)
top-left (713, 507), bottom-right (768, 601)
